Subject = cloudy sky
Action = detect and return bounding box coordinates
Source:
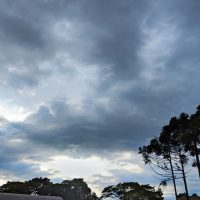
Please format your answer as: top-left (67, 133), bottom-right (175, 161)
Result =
top-left (0, 0), bottom-right (200, 199)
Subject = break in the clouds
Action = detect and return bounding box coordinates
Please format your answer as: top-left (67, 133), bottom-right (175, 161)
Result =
top-left (0, 0), bottom-right (200, 199)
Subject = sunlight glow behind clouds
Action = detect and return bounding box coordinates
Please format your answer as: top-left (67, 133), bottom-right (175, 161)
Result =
top-left (0, 102), bottom-right (30, 122)
top-left (38, 152), bottom-right (144, 196)
top-left (0, 1), bottom-right (200, 199)
top-left (41, 152), bottom-right (143, 179)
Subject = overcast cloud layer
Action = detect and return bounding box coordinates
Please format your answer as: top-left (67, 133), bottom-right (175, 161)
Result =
top-left (0, 0), bottom-right (200, 199)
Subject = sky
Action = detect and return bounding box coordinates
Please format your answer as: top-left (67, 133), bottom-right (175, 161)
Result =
top-left (0, 0), bottom-right (200, 199)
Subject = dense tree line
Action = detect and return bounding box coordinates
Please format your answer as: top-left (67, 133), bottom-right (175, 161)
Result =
top-left (101, 182), bottom-right (163, 200)
top-left (139, 105), bottom-right (200, 200)
top-left (0, 178), bottom-right (98, 200)
top-left (0, 177), bottom-right (163, 200)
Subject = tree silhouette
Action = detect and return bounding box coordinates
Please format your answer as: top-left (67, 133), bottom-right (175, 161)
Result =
top-left (159, 115), bottom-right (190, 200)
top-left (182, 106), bottom-right (200, 178)
top-left (139, 114), bottom-right (192, 200)
top-left (0, 177), bottom-right (98, 200)
top-left (139, 137), bottom-right (179, 199)
top-left (101, 182), bottom-right (163, 200)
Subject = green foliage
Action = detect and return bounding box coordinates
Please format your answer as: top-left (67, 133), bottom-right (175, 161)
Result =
top-left (0, 177), bottom-right (98, 200)
top-left (0, 181), bottom-right (29, 194)
top-left (101, 182), bottom-right (163, 200)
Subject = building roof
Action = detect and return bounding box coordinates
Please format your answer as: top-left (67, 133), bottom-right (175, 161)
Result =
top-left (0, 193), bottom-right (63, 200)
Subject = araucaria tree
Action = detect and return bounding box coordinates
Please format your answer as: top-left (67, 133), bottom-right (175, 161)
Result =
top-left (159, 114), bottom-right (190, 200)
top-left (139, 136), bottom-right (180, 199)
top-left (139, 114), bottom-right (191, 200)
top-left (183, 106), bottom-right (200, 178)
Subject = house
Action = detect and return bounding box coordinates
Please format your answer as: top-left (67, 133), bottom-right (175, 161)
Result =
top-left (0, 193), bottom-right (63, 200)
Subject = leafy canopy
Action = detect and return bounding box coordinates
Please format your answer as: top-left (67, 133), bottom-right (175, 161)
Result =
top-left (101, 182), bottom-right (163, 200)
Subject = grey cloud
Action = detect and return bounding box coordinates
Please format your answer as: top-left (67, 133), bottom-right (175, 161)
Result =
top-left (0, 0), bottom-right (58, 89)
top-left (0, 13), bottom-right (44, 49)
top-left (1, 1), bottom-right (200, 195)
top-left (0, 0), bottom-right (199, 92)
top-left (0, 120), bottom-right (61, 180)
top-left (2, 99), bottom-right (159, 155)
top-left (0, 0), bottom-right (150, 89)
top-left (0, 116), bottom-right (8, 125)
top-left (146, 1), bottom-right (200, 74)
top-left (71, 0), bottom-right (152, 86)
top-left (0, 0), bottom-right (199, 150)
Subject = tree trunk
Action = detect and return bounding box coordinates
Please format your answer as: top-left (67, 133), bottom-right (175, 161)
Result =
top-left (180, 155), bottom-right (189, 200)
top-left (194, 140), bottom-right (200, 178)
top-left (169, 154), bottom-right (178, 199)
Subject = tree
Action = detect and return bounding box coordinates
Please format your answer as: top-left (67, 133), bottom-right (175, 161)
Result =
top-left (182, 106), bottom-right (200, 178)
top-left (101, 182), bottom-right (163, 200)
top-left (0, 177), bottom-right (52, 195)
top-left (0, 181), bottom-right (29, 194)
top-left (139, 137), bottom-right (179, 199)
top-left (0, 177), bottom-right (98, 200)
top-left (26, 177), bottom-right (52, 195)
top-left (64, 179), bottom-right (98, 200)
top-left (159, 114), bottom-right (190, 200)
top-left (139, 114), bottom-right (191, 200)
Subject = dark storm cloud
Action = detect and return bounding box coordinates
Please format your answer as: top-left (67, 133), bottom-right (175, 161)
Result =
top-left (0, 125), bottom-right (52, 179)
top-left (1, 1), bottom-right (200, 190)
top-left (0, 0), bottom-right (159, 152)
top-left (1, 99), bottom-right (161, 155)
top-left (0, 0), bottom-right (58, 88)
top-left (148, 1), bottom-right (200, 71)
top-left (0, 0), bottom-right (199, 91)
top-left (0, 0), bottom-right (150, 89)
top-left (0, 11), bottom-right (44, 48)
top-left (77, 1), bottom-right (150, 80)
